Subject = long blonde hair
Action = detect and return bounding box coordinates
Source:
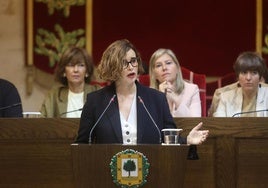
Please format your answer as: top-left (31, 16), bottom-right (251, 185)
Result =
top-left (149, 48), bottom-right (184, 94)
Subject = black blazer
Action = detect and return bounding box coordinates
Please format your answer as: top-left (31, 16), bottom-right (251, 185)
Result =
top-left (76, 81), bottom-right (186, 144)
top-left (0, 79), bottom-right (22, 117)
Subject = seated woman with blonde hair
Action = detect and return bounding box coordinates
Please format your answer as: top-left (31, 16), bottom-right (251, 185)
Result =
top-left (149, 48), bottom-right (201, 117)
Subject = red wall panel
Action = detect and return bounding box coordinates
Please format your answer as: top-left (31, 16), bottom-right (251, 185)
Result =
top-left (93, 0), bottom-right (255, 76)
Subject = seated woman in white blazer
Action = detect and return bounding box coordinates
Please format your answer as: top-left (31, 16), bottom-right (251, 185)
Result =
top-left (149, 48), bottom-right (201, 117)
top-left (213, 51), bottom-right (268, 117)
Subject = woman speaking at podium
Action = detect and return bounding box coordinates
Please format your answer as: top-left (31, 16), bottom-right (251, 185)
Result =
top-left (75, 39), bottom-right (208, 145)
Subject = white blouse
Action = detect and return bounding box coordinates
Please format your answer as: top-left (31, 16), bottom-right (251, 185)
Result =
top-left (120, 95), bottom-right (137, 145)
top-left (66, 90), bottom-right (84, 118)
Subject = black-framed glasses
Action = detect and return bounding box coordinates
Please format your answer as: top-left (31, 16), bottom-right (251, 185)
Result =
top-left (123, 57), bottom-right (139, 69)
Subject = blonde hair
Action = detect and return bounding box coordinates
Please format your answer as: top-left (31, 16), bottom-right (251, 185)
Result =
top-left (149, 48), bottom-right (184, 94)
top-left (97, 39), bottom-right (144, 82)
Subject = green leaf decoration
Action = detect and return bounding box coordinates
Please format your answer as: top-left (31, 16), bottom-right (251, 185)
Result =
top-left (35, 0), bottom-right (85, 17)
top-left (34, 24), bottom-right (85, 68)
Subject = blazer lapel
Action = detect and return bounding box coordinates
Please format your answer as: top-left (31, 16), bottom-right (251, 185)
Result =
top-left (106, 94), bottom-right (123, 143)
top-left (231, 88), bottom-right (243, 116)
top-left (136, 95), bottom-right (145, 143)
top-left (58, 87), bottom-right (68, 116)
top-left (136, 83), bottom-right (147, 143)
top-left (256, 87), bottom-right (265, 116)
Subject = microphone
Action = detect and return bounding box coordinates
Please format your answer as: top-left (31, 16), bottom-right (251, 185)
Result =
top-left (88, 94), bottom-right (116, 143)
top-left (138, 96), bottom-right (162, 144)
top-left (232, 109), bottom-right (268, 117)
top-left (60, 108), bottom-right (83, 117)
top-left (0, 103), bottom-right (22, 111)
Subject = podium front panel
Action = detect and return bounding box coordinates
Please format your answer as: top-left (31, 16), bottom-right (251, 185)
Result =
top-left (71, 144), bottom-right (189, 188)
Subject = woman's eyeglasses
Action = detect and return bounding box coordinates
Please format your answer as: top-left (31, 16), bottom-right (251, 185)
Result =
top-left (123, 57), bottom-right (139, 69)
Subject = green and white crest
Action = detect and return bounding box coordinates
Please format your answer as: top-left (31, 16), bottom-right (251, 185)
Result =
top-left (110, 149), bottom-right (150, 188)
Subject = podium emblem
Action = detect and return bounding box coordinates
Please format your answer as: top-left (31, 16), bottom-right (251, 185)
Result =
top-left (110, 149), bottom-right (150, 188)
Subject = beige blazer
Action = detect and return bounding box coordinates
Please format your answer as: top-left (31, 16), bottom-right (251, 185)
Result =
top-left (208, 82), bottom-right (238, 116)
top-left (213, 85), bottom-right (268, 117)
top-left (40, 84), bottom-right (100, 117)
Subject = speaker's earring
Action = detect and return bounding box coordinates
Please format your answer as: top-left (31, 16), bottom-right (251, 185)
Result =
top-left (85, 74), bottom-right (88, 78)
top-left (63, 73), bottom-right (66, 77)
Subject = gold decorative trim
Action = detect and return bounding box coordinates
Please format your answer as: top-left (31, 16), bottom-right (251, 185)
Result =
top-left (25, 0), bottom-right (93, 95)
top-left (26, 0), bottom-right (33, 66)
top-left (86, 0), bottom-right (93, 55)
top-left (256, 0), bottom-right (263, 54)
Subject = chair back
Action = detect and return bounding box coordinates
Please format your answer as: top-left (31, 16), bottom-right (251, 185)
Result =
top-left (181, 67), bottom-right (207, 117)
top-left (206, 72), bottom-right (236, 115)
top-left (138, 74), bottom-right (150, 87)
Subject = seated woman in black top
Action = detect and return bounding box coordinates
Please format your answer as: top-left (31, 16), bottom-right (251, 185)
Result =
top-left (0, 78), bottom-right (23, 117)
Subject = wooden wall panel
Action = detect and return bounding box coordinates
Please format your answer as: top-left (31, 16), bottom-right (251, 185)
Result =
top-left (177, 117), bottom-right (268, 188)
top-left (0, 118), bottom-right (78, 188)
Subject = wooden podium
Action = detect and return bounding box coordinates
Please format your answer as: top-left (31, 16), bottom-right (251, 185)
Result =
top-left (71, 144), bottom-right (189, 188)
top-left (1, 118), bottom-right (268, 187)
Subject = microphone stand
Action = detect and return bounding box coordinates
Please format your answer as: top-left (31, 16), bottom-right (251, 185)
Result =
top-left (60, 108), bottom-right (83, 117)
top-left (88, 95), bottom-right (116, 143)
top-left (232, 109), bottom-right (268, 117)
top-left (138, 96), bottom-right (162, 144)
top-left (0, 103), bottom-right (22, 110)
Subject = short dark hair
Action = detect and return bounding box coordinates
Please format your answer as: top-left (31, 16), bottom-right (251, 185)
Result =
top-left (233, 51), bottom-right (266, 79)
